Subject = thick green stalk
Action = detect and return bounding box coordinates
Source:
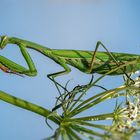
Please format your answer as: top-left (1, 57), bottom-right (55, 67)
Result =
top-left (0, 90), bottom-right (61, 125)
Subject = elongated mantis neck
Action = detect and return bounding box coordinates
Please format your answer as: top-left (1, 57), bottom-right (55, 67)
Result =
top-left (8, 37), bottom-right (52, 57)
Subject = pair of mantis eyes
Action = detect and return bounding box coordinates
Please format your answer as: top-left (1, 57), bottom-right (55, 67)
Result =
top-left (0, 36), bottom-right (8, 49)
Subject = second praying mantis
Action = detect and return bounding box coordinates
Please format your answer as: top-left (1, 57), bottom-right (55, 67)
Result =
top-left (0, 35), bottom-right (140, 84)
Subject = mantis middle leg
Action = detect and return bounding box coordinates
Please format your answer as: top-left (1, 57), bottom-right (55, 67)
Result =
top-left (47, 60), bottom-right (71, 91)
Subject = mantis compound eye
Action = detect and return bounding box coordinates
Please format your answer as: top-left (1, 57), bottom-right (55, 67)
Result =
top-left (0, 35), bottom-right (8, 49)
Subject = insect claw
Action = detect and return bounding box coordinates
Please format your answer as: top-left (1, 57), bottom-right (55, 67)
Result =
top-left (0, 65), bottom-right (24, 77)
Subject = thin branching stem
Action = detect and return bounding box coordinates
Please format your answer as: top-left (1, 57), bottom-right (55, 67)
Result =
top-left (68, 85), bottom-right (129, 117)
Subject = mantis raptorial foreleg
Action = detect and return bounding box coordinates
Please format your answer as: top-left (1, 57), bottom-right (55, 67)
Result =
top-left (19, 44), bottom-right (37, 76)
top-left (0, 62), bottom-right (24, 77)
top-left (0, 36), bottom-right (70, 90)
top-left (0, 63), bottom-right (11, 73)
top-left (0, 43), bottom-right (37, 76)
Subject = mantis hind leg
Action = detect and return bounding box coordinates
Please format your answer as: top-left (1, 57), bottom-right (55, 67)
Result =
top-left (0, 44), bottom-right (37, 76)
top-left (89, 41), bottom-right (131, 79)
top-left (90, 41), bottom-right (119, 70)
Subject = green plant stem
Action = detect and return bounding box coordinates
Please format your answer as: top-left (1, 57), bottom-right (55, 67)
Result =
top-left (71, 124), bottom-right (105, 138)
top-left (0, 90), bottom-right (61, 125)
top-left (70, 120), bottom-right (110, 131)
top-left (71, 112), bottom-right (115, 121)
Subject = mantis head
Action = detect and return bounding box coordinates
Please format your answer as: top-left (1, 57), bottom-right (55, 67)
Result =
top-left (0, 35), bottom-right (9, 49)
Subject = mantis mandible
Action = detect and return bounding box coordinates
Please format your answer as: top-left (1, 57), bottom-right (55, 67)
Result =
top-left (0, 36), bottom-right (140, 82)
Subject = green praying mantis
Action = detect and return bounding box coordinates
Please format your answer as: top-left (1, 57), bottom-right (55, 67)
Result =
top-left (0, 35), bottom-right (140, 84)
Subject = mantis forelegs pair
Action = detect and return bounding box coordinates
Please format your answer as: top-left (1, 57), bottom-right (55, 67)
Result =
top-left (0, 37), bottom-right (37, 76)
top-left (0, 36), bottom-right (139, 88)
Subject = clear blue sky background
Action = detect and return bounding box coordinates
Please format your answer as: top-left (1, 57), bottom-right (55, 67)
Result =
top-left (1, 0), bottom-right (140, 140)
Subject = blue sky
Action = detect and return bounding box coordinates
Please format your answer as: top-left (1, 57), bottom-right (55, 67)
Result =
top-left (1, 0), bottom-right (140, 140)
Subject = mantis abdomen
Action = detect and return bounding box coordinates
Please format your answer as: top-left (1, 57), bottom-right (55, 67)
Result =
top-left (52, 49), bottom-right (140, 75)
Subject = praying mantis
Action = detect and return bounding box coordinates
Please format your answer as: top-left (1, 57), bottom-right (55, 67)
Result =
top-left (0, 35), bottom-right (140, 83)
